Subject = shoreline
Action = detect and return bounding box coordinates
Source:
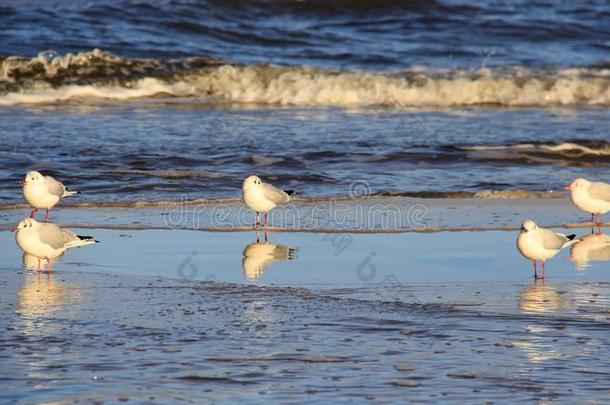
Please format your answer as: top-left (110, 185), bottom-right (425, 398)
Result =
top-left (0, 196), bottom-right (604, 234)
top-left (0, 190), bottom-right (566, 211)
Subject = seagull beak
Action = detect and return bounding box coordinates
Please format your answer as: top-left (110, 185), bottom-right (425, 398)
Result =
top-left (20, 180), bottom-right (27, 185)
top-left (10, 227), bottom-right (17, 232)
top-left (564, 185), bottom-right (572, 190)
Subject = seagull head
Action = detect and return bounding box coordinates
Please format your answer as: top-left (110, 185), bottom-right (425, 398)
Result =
top-left (21, 171), bottom-right (44, 186)
top-left (11, 218), bottom-right (37, 233)
top-left (564, 178), bottom-right (590, 191)
top-left (520, 219), bottom-right (538, 232)
top-left (243, 175), bottom-right (262, 190)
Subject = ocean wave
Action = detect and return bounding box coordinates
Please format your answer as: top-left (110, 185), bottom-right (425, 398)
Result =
top-left (3, 50), bottom-right (610, 107)
top-left (455, 141), bottom-right (610, 165)
top-left (459, 141), bottom-right (610, 156)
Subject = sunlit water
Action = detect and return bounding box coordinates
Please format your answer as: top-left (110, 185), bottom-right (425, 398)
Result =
top-left (0, 228), bottom-right (608, 403)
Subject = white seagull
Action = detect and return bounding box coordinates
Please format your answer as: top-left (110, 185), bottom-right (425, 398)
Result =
top-left (22, 171), bottom-right (79, 221)
top-left (242, 175), bottom-right (294, 227)
top-left (11, 218), bottom-right (98, 271)
top-left (516, 219), bottom-right (577, 279)
top-left (565, 178), bottom-right (610, 225)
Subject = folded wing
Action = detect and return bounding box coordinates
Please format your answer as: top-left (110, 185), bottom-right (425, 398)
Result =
top-left (45, 176), bottom-right (67, 197)
top-left (539, 228), bottom-right (575, 250)
top-left (589, 182), bottom-right (610, 202)
top-left (262, 183), bottom-right (291, 204)
top-left (38, 223), bottom-right (79, 249)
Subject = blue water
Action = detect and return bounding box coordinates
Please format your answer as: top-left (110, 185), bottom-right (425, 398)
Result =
top-left (2, 0), bottom-right (610, 68)
top-left (0, 1), bottom-right (609, 202)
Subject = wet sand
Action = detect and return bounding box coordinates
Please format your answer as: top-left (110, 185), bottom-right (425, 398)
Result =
top-left (1, 198), bottom-right (609, 403)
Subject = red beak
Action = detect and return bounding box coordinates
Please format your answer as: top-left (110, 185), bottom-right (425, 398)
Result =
top-left (20, 180), bottom-right (27, 185)
top-left (564, 186), bottom-right (572, 190)
top-left (10, 227), bottom-right (17, 232)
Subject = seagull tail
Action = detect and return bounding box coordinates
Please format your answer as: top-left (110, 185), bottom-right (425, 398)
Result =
top-left (66, 236), bottom-right (100, 248)
top-left (284, 190), bottom-right (295, 196)
top-left (561, 234), bottom-right (579, 249)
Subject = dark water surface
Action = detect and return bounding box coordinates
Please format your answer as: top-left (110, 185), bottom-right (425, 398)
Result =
top-left (2, 1), bottom-right (610, 202)
top-left (1, 106), bottom-right (609, 204)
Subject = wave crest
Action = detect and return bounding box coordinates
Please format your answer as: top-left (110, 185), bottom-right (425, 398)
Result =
top-left (3, 50), bottom-right (610, 107)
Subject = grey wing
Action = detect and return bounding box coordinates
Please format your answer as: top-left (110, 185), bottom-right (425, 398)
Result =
top-left (589, 182), bottom-right (610, 202)
top-left (539, 228), bottom-right (568, 250)
top-left (261, 183), bottom-right (290, 204)
top-left (45, 176), bottom-right (66, 197)
top-left (39, 223), bottom-right (77, 249)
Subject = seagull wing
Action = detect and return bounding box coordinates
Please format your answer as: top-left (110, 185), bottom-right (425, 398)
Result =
top-left (38, 223), bottom-right (78, 250)
top-left (538, 228), bottom-right (574, 250)
top-left (261, 183), bottom-right (291, 205)
top-left (44, 176), bottom-right (66, 197)
top-left (589, 182), bottom-right (610, 202)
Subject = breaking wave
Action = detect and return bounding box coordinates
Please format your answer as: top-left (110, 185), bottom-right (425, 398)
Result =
top-left (3, 50), bottom-right (610, 107)
top-left (455, 141), bottom-right (610, 166)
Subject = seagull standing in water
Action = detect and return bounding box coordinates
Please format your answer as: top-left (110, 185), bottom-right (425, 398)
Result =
top-left (516, 219), bottom-right (577, 280)
top-left (22, 171), bottom-right (79, 221)
top-left (565, 178), bottom-right (610, 226)
top-left (242, 175), bottom-right (294, 227)
top-left (11, 218), bottom-right (98, 271)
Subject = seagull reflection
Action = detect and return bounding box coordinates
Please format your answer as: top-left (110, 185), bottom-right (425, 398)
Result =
top-left (570, 232), bottom-right (610, 270)
top-left (519, 281), bottom-right (570, 313)
top-left (22, 253), bottom-right (63, 271)
top-left (242, 231), bottom-right (297, 281)
top-left (18, 266), bottom-right (83, 319)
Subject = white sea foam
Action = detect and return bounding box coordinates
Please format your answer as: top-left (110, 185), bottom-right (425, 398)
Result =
top-left (0, 78), bottom-right (196, 106)
top-left (462, 142), bottom-right (610, 156)
top-left (2, 50), bottom-right (610, 107)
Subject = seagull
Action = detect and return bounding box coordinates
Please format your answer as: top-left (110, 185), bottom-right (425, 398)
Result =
top-left (22, 171), bottom-right (79, 221)
top-left (516, 219), bottom-right (577, 279)
top-left (565, 178), bottom-right (610, 225)
top-left (242, 232), bottom-right (297, 281)
top-left (242, 175), bottom-right (294, 227)
top-left (11, 218), bottom-right (98, 271)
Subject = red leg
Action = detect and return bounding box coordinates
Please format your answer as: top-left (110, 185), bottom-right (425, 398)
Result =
top-left (44, 209), bottom-right (50, 222)
top-left (591, 213), bottom-right (595, 223)
top-left (255, 211), bottom-right (260, 227)
top-left (264, 231), bottom-right (268, 242)
top-left (47, 258), bottom-right (52, 272)
top-left (264, 212), bottom-right (268, 227)
top-left (29, 208), bottom-right (38, 219)
top-left (541, 261), bottom-right (545, 280)
top-left (533, 260), bottom-right (537, 279)
top-left (37, 258), bottom-right (41, 272)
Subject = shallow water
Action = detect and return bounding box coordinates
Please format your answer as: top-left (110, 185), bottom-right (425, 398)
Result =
top-left (0, 227), bottom-right (609, 403)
